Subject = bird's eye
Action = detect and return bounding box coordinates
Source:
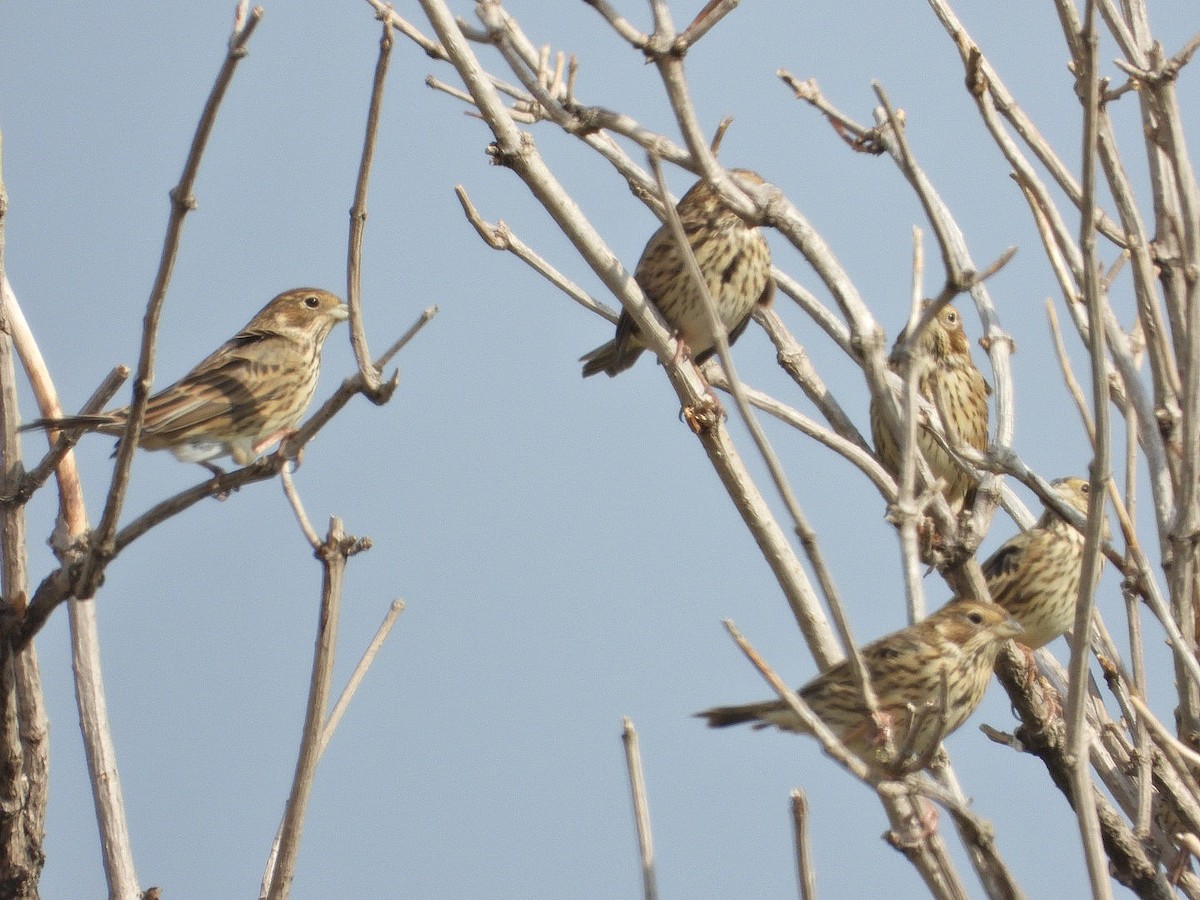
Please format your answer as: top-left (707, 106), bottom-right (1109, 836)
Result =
top-left (967, 610), bottom-right (984, 625)
top-left (1080, 482), bottom-right (1090, 494)
top-left (304, 295), bottom-right (321, 309)
top-left (946, 310), bottom-right (958, 325)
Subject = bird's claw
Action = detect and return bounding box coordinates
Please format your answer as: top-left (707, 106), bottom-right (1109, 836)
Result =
top-left (682, 391), bottom-right (724, 434)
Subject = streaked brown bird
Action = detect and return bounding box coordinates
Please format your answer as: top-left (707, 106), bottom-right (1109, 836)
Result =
top-left (580, 169), bottom-right (774, 377)
top-left (698, 600), bottom-right (1021, 774)
top-left (870, 303), bottom-right (990, 512)
top-left (981, 476), bottom-right (1103, 650)
top-left (22, 288), bottom-right (348, 468)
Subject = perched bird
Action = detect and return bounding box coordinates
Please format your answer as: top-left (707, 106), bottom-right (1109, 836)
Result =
top-left (22, 288), bottom-right (348, 468)
top-left (980, 476), bottom-right (1104, 650)
top-left (698, 600), bottom-right (1021, 775)
top-left (870, 303), bottom-right (990, 512)
top-left (580, 169), bottom-right (774, 378)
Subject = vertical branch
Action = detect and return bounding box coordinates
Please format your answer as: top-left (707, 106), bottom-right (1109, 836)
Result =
top-left (621, 718), bottom-right (658, 900)
top-left (264, 517), bottom-right (354, 900)
top-left (1063, 5), bottom-right (1115, 898)
top-left (899, 227), bottom-right (927, 621)
top-left (1121, 401), bottom-right (1154, 834)
top-left (0, 133), bottom-right (46, 897)
top-left (261, 597), bottom-right (404, 899)
top-left (346, 18), bottom-right (394, 399)
top-left (790, 790), bottom-right (816, 900)
top-left (4, 275), bottom-right (142, 897)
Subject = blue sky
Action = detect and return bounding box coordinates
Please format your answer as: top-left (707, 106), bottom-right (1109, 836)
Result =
top-left (2, 2), bottom-right (1197, 897)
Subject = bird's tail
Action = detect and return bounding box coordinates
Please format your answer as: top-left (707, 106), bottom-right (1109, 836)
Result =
top-left (579, 339), bottom-right (643, 378)
top-left (19, 414), bottom-right (120, 435)
top-left (696, 702), bottom-right (785, 730)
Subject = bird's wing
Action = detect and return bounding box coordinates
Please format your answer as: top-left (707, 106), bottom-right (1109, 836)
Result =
top-left (140, 336), bottom-right (293, 438)
top-left (981, 537), bottom-right (1028, 606)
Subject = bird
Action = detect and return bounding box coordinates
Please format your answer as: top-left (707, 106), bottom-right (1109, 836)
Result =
top-left (697, 600), bottom-right (1021, 775)
top-left (580, 169), bottom-right (774, 378)
top-left (980, 476), bottom-right (1104, 650)
top-left (870, 303), bottom-right (990, 513)
top-left (21, 288), bottom-right (349, 469)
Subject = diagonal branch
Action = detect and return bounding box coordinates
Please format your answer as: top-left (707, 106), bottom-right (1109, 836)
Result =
top-left (80, 6), bottom-right (264, 599)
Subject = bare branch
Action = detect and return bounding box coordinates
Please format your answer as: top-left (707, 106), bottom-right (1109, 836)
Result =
top-left (621, 718), bottom-right (658, 900)
top-left (264, 517), bottom-right (363, 900)
top-left (2, 274), bottom-right (141, 896)
top-left (0, 134), bottom-right (45, 896)
top-left (81, 7), bottom-right (264, 601)
top-left (320, 600), bottom-right (405, 754)
top-left (280, 467), bottom-right (321, 551)
top-left (346, 19), bottom-right (394, 400)
top-left (790, 790), bottom-right (816, 900)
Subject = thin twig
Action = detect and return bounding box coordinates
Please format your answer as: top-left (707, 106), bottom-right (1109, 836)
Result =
top-left (702, 369), bottom-right (890, 491)
top-left (790, 790), bottom-right (816, 900)
top-left (1046, 301), bottom-right (1098, 444)
top-left (898, 227), bottom-right (928, 621)
top-left (320, 599), bottom-right (405, 753)
top-left (280, 467), bottom-right (321, 550)
top-left (1062, 7), bottom-right (1115, 898)
top-left (621, 718), bottom-right (658, 900)
top-left (346, 19), bottom-right (394, 399)
top-left (81, 7), bottom-right (264, 598)
top-left (455, 186), bottom-right (618, 323)
top-left (722, 619), bottom-right (870, 781)
top-left (677, 0), bottom-right (740, 50)
top-left (262, 598), bottom-right (406, 896)
top-left (16, 365), bottom-right (129, 501)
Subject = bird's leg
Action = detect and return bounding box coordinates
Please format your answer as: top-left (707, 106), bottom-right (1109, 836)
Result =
top-left (1167, 846), bottom-right (1193, 886)
top-left (199, 462), bottom-right (235, 501)
top-left (271, 430), bottom-right (305, 470)
top-left (679, 356), bottom-right (728, 435)
top-left (913, 797), bottom-right (941, 839)
top-left (253, 428), bottom-right (298, 460)
top-left (841, 710), bottom-right (899, 772)
top-left (670, 331), bottom-right (692, 367)
top-left (870, 709), bottom-right (897, 750)
top-left (1019, 643), bottom-right (1038, 686)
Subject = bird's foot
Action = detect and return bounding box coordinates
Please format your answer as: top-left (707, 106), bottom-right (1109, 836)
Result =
top-left (682, 390), bottom-right (724, 434)
top-left (200, 462), bottom-right (235, 501)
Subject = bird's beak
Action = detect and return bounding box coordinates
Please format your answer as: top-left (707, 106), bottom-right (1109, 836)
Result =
top-left (995, 616), bottom-right (1023, 640)
top-left (331, 303), bottom-right (350, 321)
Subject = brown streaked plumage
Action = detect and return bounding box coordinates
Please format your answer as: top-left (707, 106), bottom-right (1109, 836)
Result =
top-left (698, 600), bottom-right (1021, 774)
top-left (870, 303), bottom-right (990, 512)
top-left (580, 169), bottom-right (774, 377)
top-left (21, 288), bottom-right (348, 467)
top-left (980, 476), bottom-right (1104, 650)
